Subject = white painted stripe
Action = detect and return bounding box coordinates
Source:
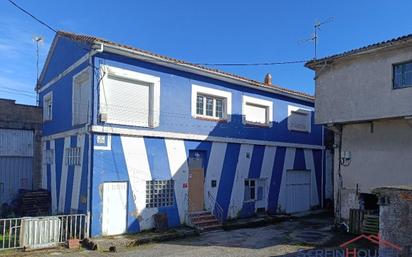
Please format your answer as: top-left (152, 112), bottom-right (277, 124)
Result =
top-left (256, 146), bottom-right (277, 210)
top-left (121, 135), bottom-right (157, 231)
top-left (50, 140), bottom-right (57, 214)
top-left (91, 125), bottom-right (324, 150)
top-left (277, 147), bottom-right (296, 212)
top-left (228, 144), bottom-right (254, 218)
top-left (71, 134), bottom-right (85, 213)
top-left (42, 127), bottom-right (88, 141)
top-left (165, 139), bottom-right (189, 224)
top-left (41, 141), bottom-right (47, 189)
top-left (58, 137), bottom-right (70, 213)
top-left (304, 149), bottom-right (319, 207)
top-left (204, 142), bottom-right (227, 211)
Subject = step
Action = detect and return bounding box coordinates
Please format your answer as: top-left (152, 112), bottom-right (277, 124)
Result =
top-left (191, 216), bottom-right (217, 222)
top-left (189, 211), bottom-right (212, 217)
top-left (192, 219), bottom-right (219, 226)
top-left (199, 223), bottom-right (222, 232)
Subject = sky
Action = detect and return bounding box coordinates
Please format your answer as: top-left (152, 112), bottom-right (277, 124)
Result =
top-left (1, 0), bottom-right (412, 105)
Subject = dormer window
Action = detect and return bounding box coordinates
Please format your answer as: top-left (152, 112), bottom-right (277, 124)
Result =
top-left (393, 61), bottom-right (412, 89)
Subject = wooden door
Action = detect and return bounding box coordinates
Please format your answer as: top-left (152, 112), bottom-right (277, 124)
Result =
top-left (102, 182), bottom-right (127, 235)
top-left (188, 168), bottom-right (204, 212)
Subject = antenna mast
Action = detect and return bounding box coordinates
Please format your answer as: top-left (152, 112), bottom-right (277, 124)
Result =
top-left (33, 36), bottom-right (43, 105)
top-left (300, 17), bottom-right (334, 60)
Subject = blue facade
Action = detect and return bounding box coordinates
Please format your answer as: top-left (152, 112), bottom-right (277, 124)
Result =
top-left (38, 32), bottom-right (325, 237)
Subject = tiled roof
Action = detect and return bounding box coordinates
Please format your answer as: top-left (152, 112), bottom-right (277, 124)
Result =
top-left (305, 34), bottom-right (412, 69)
top-left (56, 31), bottom-right (314, 102)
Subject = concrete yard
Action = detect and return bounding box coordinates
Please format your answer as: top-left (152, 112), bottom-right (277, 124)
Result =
top-left (5, 214), bottom-right (352, 257)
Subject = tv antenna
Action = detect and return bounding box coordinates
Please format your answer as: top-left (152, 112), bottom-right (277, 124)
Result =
top-left (33, 35), bottom-right (43, 105)
top-left (299, 17), bottom-right (334, 60)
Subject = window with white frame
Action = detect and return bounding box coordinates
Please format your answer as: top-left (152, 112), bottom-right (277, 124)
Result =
top-left (192, 85), bottom-right (232, 120)
top-left (73, 68), bottom-right (90, 125)
top-left (244, 179), bottom-right (265, 202)
top-left (242, 96), bottom-right (273, 126)
top-left (288, 105), bottom-right (311, 133)
top-left (43, 92), bottom-right (53, 121)
top-left (99, 65), bottom-right (160, 128)
top-left (65, 147), bottom-right (81, 166)
top-left (43, 149), bottom-right (54, 164)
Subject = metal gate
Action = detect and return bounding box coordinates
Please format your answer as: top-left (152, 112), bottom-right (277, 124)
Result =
top-left (285, 170), bottom-right (311, 213)
top-left (0, 213), bottom-right (89, 250)
top-left (0, 129), bottom-right (34, 205)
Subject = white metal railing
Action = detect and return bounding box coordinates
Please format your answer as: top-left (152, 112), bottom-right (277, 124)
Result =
top-left (0, 213), bottom-right (89, 251)
top-left (207, 192), bottom-right (224, 223)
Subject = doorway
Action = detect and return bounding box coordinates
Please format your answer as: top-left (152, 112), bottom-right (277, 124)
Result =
top-left (102, 182), bottom-right (127, 236)
top-left (188, 151), bottom-right (206, 212)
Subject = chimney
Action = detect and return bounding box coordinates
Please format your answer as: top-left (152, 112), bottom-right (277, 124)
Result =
top-left (264, 73), bottom-right (272, 85)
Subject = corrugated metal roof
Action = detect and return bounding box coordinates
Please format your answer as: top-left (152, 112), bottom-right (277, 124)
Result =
top-left (55, 31), bottom-right (314, 102)
top-left (305, 34), bottom-right (412, 69)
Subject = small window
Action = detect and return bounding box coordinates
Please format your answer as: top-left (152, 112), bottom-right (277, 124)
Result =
top-left (43, 149), bottom-right (54, 164)
top-left (288, 105), bottom-right (311, 133)
top-left (43, 92), bottom-right (53, 121)
top-left (393, 61), bottom-right (412, 89)
top-left (65, 147), bottom-right (81, 166)
top-left (242, 96), bottom-right (273, 126)
top-left (192, 85), bottom-right (232, 121)
top-left (196, 94), bottom-right (227, 119)
top-left (146, 180), bottom-right (175, 208)
top-left (73, 68), bottom-right (90, 125)
top-left (244, 179), bottom-right (256, 202)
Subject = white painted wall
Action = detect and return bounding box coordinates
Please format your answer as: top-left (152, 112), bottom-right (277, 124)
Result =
top-left (314, 45), bottom-right (412, 124)
top-left (334, 118), bottom-right (412, 219)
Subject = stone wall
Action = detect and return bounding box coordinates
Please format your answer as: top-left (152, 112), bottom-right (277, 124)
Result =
top-left (373, 186), bottom-right (412, 256)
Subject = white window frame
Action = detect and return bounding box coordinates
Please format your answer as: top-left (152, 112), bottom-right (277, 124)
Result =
top-left (99, 65), bottom-right (161, 128)
top-left (287, 105), bottom-right (312, 133)
top-left (43, 91), bottom-right (53, 121)
top-left (72, 67), bottom-right (91, 126)
top-left (191, 84), bottom-right (232, 121)
top-left (242, 95), bottom-right (273, 127)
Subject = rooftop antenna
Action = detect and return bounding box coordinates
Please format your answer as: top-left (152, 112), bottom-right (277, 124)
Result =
top-left (33, 35), bottom-right (43, 105)
top-left (299, 17), bottom-right (334, 60)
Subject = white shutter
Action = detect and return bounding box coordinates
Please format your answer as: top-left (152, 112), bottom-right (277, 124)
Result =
top-left (73, 69), bottom-right (90, 125)
top-left (289, 111), bottom-right (309, 132)
top-left (102, 76), bottom-right (150, 127)
top-left (244, 103), bottom-right (267, 124)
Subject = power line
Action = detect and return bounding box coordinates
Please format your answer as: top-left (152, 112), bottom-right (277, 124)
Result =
top-left (194, 60), bottom-right (308, 66)
top-left (7, 0), bottom-right (57, 33)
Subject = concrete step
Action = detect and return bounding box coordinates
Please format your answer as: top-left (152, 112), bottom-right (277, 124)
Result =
top-left (192, 218), bottom-right (219, 226)
top-left (199, 223), bottom-right (222, 232)
top-left (188, 211), bottom-right (212, 217)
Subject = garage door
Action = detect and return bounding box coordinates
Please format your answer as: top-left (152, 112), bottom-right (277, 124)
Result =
top-left (285, 170), bottom-right (311, 213)
top-left (0, 129), bottom-right (34, 204)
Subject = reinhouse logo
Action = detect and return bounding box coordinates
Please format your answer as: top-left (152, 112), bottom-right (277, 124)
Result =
top-left (298, 234), bottom-right (402, 257)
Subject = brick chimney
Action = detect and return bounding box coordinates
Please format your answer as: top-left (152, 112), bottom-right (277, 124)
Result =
top-left (264, 73), bottom-right (272, 85)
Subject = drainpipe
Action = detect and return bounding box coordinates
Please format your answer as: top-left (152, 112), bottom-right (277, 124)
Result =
top-left (86, 43), bottom-right (104, 222)
top-left (336, 125), bottom-right (343, 224)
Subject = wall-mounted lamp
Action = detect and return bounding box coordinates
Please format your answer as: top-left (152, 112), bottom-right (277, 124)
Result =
top-left (340, 151), bottom-right (351, 166)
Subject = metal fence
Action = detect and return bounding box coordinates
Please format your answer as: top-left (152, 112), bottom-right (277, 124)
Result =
top-left (0, 213), bottom-right (89, 251)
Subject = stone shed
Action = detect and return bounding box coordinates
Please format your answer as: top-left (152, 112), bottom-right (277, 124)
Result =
top-left (373, 185), bottom-right (412, 256)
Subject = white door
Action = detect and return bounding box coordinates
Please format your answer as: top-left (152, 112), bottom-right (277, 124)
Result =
top-left (255, 178), bottom-right (267, 210)
top-left (102, 182), bottom-right (127, 236)
top-left (285, 170), bottom-right (311, 213)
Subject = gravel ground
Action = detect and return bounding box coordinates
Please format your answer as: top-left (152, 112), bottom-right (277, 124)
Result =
top-left (2, 215), bottom-right (340, 257)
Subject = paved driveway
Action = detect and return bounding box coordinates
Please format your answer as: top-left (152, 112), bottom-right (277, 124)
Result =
top-left (10, 215), bottom-right (339, 257)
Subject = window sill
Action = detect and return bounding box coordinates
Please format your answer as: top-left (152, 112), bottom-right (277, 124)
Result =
top-left (288, 128), bottom-right (311, 133)
top-left (243, 200), bottom-right (257, 203)
top-left (194, 116), bottom-right (228, 123)
top-left (244, 122), bottom-right (271, 128)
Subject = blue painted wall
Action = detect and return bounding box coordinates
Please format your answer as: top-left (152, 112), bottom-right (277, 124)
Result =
top-left (93, 53), bottom-right (322, 146)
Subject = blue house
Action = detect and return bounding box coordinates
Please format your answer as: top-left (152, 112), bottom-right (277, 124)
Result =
top-left (37, 31), bottom-right (325, 237)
